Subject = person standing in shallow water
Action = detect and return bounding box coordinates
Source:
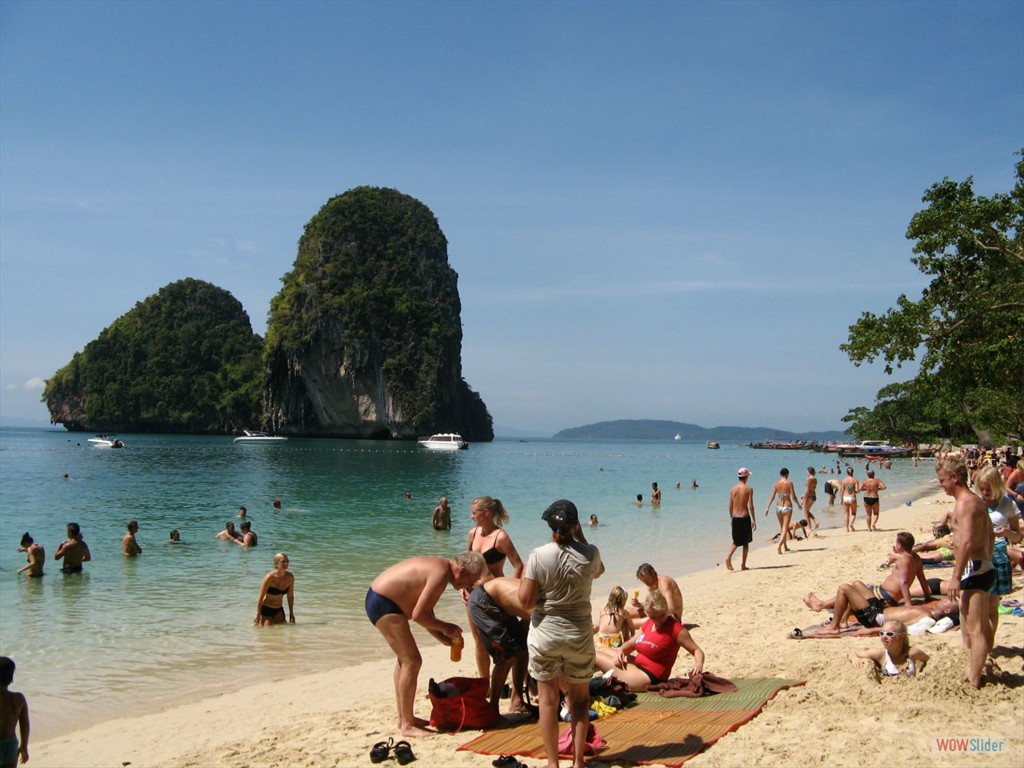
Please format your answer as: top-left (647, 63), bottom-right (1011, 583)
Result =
top-left (651, 482), bottom-right (662, 506)
top-left (432, 496), bottom-right (452, 531)
top-left (16, 533), bottom-right (44, 578)
top-left (725, 468), bottom-right (755, 571)
top-left (54, 522), bottom-right (91, 574)
top-left (122, 520), bottom-right (142, 557)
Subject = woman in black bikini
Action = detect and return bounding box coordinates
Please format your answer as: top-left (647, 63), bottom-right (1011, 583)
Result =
top-left (464, 496), bottom-right (524, 687)
top-left (255, 552), bottom-right (295, 626)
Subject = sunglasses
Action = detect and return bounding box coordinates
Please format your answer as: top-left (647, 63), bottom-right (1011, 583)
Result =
top-left (879, 631), bottom-right (904, 638)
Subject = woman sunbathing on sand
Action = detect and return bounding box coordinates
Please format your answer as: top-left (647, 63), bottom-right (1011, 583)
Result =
top-left (849, 620), bottom-right (929, 676)
top-left (594, 591), bottom-right (704, 691)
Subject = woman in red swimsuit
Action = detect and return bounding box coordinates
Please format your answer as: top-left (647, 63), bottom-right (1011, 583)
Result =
top-left (594, 591), bottom-right (704, 691)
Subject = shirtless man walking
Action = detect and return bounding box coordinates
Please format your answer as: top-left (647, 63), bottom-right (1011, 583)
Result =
top-left (725, 467), bottom-right (755, 571)
top-left (122, 520), bottom-right (142, 557)
top-left (54, 523), bottom-right (91, 574)
top-left (938, 457), bottom-right (996, 688)
top-left (366, 552), bottom-right (486, 736)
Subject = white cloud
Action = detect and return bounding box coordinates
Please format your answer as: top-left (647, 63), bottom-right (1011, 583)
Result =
top-left (24, 377), bottom-right (46, 390)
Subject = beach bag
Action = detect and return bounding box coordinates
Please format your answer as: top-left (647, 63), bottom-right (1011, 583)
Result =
top-left (428, 676), bottom-right (498, 732)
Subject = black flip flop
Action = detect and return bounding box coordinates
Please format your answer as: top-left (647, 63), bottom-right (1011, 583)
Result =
top-left (394, 740), bottom-right (416, 765)
top-left (492, 757), bottom-right (518, 768)
top-left (370, 737), bottom-right (393, 764)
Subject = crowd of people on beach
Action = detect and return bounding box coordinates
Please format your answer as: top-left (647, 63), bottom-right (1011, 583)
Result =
top-left (360, 448), bottom-right (1022, 768)
top-left (8, 447), bottom-right (1022, 768)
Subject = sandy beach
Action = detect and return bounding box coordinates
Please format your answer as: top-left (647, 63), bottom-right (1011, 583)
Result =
top-left (27, 487), bottom-right (1023, 768)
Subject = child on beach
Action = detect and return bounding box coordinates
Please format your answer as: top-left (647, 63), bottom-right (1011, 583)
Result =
top-left (849, 620), bottom-right (928, 677)
top-left (594, 586), bottom-right (634, 648)
top-left (0, 656), bottom-right (30, 767)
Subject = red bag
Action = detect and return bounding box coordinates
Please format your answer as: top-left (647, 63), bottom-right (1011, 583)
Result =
top-left (428, 676), bottom-right (498, 732)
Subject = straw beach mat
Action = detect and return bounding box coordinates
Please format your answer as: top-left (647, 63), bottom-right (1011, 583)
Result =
top-left (458, 677), bottom-right (804, 767)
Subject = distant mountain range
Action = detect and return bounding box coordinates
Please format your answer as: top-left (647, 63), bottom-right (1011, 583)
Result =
top-left (553, 419), bottom-right (849, 442)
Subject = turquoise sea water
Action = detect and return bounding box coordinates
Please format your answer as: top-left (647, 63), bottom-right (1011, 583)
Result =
top-left (0, 428), bottom-right (938, 739)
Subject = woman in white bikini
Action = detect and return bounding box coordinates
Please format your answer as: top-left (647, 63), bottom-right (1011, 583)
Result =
top-left (840, 467), bottom-right (861, 532)
top-left (764, 467), bottom-right (799, 554)
top-left (849, 619), bottom-right (928, 677)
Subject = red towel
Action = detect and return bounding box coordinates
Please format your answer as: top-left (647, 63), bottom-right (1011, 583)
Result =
top-left (557, 722), bottom-right (607, 755)
top-left (646, 671), bottom-right (738, 698)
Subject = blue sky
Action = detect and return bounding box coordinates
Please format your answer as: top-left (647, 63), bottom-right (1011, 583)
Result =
top-left (1, 0), bottom-right (1021, 435)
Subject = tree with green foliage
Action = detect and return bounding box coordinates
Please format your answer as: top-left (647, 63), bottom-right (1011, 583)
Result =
top-left (44, 278), bottom-right (263, 433)
top-left (841, 152), bottom-right (1024, 444)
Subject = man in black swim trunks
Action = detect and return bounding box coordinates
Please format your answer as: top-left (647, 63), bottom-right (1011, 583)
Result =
top-left (366, 552), bottom-right (486, 737)
top-left (467, 576), bottom-right (532, 718)
top-left (938, 457), bottom-right (995, 688)
top-left (54, 522), bottom-right (91, 574)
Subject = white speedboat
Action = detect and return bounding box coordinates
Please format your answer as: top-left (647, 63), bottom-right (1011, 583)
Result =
top-left (233, 430), bottom-right (288, 444)
top-left (87, 435), bottom-right (124, 448)
top-left (417, 433), bottom-right (468, 451)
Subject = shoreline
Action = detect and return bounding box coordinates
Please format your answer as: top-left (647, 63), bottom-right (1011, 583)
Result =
top-left (27, 485), bottom-right (1024, 767)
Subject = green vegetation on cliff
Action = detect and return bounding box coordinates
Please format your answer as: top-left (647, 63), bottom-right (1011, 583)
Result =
top-left (44, 278), bottom-right (263, 432)
top-left (264, 186), bottom-right (492, 439)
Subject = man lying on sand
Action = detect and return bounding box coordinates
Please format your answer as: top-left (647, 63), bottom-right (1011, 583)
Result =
top-left (803, 531), bottom-right (931, 634)
top-left (366, 552), bottom-right (486, 737)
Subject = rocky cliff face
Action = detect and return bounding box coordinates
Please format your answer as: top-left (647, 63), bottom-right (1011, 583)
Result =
top-left (262, 187), bottom-right (493, 440)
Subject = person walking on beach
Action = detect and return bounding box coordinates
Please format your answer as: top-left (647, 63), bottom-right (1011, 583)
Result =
top-left (367, 552), bottom-right (486, 737)
top-left (0, 657), bottom-right (30, 767)
top-left (840, 467), bottom-right (860, 532)
top-left (15, 533), bottom-right (44, 578)
top-left (122, 520), bottom-right (142, 557)
top-left (938, 457), bottom-right (995, 688)
top-left (765, 468), bottom-right (799, 554)
top-left (432, 497), bottom-right (451, 531)
top-left (725, 468), bottom-right (755, 571)
top-left (802, 467), bottom-right (819, 531)
top-left (54, 522), bottom-right (90, 574)
top-left (861, 470), bottom-right (887, 532)
top-left (518, 500), bottom-right (604, 768)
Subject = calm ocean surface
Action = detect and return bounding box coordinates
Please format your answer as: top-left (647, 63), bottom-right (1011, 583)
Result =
top-left (0, 427), bottom-right (938, 738)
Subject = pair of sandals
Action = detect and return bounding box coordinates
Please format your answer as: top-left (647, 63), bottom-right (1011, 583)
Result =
top-left (492, 755), bottom-right (528, 768)
top-left (370, 737), bottom-right (416, 765)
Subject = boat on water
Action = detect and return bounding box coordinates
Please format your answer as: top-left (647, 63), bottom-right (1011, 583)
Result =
top-left (417, 433), bottom-right (468, 451)
top-left (837, 440), bottom-right (913, 458)
top-left (674, 433), bottom-right (682, 441)
top-left (87, 435), bottom-right (124, 448)
top-left (706, 441), bottom-right (720, 449)
top-left (233, 430), bottom-right (288, 444)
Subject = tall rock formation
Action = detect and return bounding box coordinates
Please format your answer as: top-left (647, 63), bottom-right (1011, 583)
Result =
top-left (263, 187), bottom-right (493, 440)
